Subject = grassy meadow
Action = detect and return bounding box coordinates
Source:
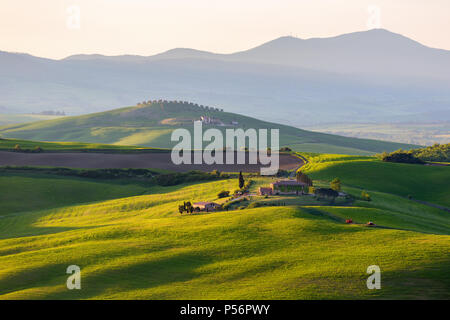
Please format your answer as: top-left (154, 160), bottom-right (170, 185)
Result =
top-left (0, 138), bottom-right (165, 153)
top-left (0, 154), bottom-right (449, 299)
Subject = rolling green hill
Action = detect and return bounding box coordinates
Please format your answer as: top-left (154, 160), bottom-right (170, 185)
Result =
top-left (300, 153), bottom-right (450, 207)
top-left (0, 174), bottom-right (449, 299)
top-left (0, 101), bottom-right (417, 155)
top-left (0, 114), bottom-right (64, 126)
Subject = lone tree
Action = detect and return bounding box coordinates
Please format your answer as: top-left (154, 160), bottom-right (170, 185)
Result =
top-left (330, 178), bottom-right (341, 192)
top-left (238, 171), bottom-right (245, 189)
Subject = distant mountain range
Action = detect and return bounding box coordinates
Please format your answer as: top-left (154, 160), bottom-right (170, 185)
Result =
top-left (1, 29), bottom-right (449, 127)
top-left (0, 101), bottom-right (416, 155)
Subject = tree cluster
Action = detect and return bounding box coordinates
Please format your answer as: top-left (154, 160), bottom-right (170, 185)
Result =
top-left (179, 201), bottom-right (194, 214)
top-left (411, 143), bottom-right (450, 162)
top-left (136, 99), bottom-right (224, 112)
top-left (13, 145), bottom-right (43, 153)
top-left (218, 190), bottom-right (230, 198)
top-left (378, 149), bottom-right (424, 164)
top-left (296, 171), bottom-right (313, 186)
top-left (314, 188), bottom-right (339, 199)
top-left (377, 144), bottom-right (450, 164)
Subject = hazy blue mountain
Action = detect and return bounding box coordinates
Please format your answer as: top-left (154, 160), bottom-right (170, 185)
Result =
top-left (1, 29), bottom-right (449, 127)
top-left (229, 29), bottom-right (450, 80)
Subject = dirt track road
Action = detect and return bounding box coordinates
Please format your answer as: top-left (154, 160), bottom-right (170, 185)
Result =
top-left (0, 151), bottom-right (303, 173)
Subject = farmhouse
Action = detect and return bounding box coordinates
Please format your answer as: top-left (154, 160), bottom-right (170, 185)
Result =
top-left (258, 179), bottom-right (309, 196)
top-left (193, 201), bottom-right (221, 211)
top-left (270, 179), bottom-right (308, 195)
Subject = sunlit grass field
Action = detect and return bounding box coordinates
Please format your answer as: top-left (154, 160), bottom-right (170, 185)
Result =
top-left (0, 166), bottom-right (449, 299)
top-left (300, 153), bottom-right (450, 207)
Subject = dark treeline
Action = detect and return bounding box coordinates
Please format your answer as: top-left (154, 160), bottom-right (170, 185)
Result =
top-left (0, 166), bottom-right (225, 186)
top-left (378, 143), bottom-right (450, 163)
top-left (137, 99), bottom-right (224, 112)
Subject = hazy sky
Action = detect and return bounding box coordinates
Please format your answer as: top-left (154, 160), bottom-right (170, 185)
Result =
top-left (1, 0), bottom-right (449, 59)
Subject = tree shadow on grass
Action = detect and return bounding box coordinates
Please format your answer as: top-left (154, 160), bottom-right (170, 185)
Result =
top-left (0, 224), bottom-right (98, 241)
top-left (291, 207), bottom-right (372, 237)
top-left (298, 207), bottom-right (346, 223)
top-left (0, 261), bottom-right (73, 297)
top-left (369, 260), bottom-right (450, 300)
top-left (39, 252), bottom-right (215, 299)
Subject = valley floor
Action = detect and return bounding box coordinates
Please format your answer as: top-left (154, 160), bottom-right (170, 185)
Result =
top-left (302, 122), bottom-right (450, 146)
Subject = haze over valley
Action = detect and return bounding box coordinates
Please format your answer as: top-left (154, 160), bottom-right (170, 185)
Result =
top-left (1, 29), bottom-right (449, 145)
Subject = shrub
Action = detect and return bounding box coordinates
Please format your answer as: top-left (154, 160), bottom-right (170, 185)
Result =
top-left (380, 150), bottom-right (424, 164)
top-left (217, 190), bottom-right (230, 198)
top-left (211, 169), bottom-right (221, 177)
top-left (330, 178), bottom-right (341, 192)
top-left (361, 190), bottom-right (371, 201)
